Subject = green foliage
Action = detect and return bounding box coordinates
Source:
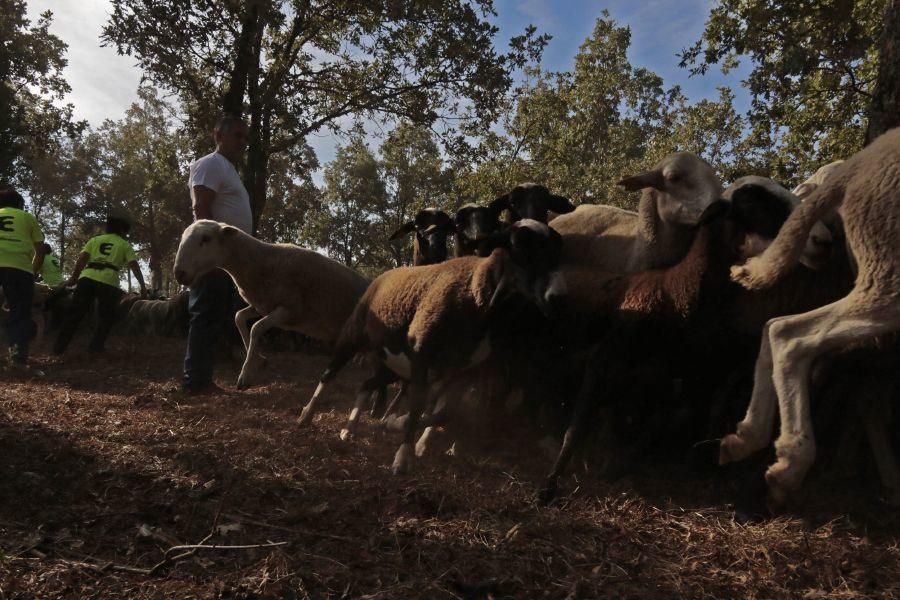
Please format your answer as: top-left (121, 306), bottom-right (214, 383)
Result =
top-left (25, 87), bottom-right (192, 292)
top-left (680, 0), bottom-right (886, 182)
top-left (0, 0), bottom-right (82, 186)
top-left (303, 134), bottom-right (388, 274)
top-left (454, 13), bottom-right (747, 210)
top-left (257, 146), bottom-right (321, 244)
top-left (95, 86), bottom-right (192, 289)
top-left (102, 0), bottom-right (548, 228)
top-left (379, 121), bottom-right (453, 266)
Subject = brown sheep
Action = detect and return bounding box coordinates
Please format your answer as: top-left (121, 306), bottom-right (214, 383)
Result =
top-left (297, 219), bottom-right (566, 476)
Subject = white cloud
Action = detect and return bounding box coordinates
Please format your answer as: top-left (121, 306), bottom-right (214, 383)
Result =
top-left (515, 0), bottom-right (561, 30)
top-left (27, 0), bottom-right (143, 126)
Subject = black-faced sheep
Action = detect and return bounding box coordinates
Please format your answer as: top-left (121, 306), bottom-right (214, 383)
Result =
top-left (173, 220), bottom-right (370, 390)
top-left (454, 203), bottom-right (504, 257)
top-left (297, 220), bottom-right (566, 475)
top-left (720, 127), bottom-right (900, 505)
top-left (491, 183), bottom-right (576, 224)
top-left (389, 208), bottom-right (456, 266)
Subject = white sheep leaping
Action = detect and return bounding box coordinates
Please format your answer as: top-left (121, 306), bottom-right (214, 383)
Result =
top-left (720, 127), bottom-right (900, 505)
top-left (173, 220), bottom-right (370, 390)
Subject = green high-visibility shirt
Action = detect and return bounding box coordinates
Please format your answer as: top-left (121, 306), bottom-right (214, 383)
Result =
top-left (41, 254), bottom-right (64, 286)
top-left (80, 233), bottom-right (137, 289)
top-left (0, 207), bottom-right (44, 274)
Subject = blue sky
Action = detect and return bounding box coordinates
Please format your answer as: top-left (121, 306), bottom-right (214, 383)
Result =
top-left (28, 0), bottom-right (752, 173)
top-left (495, 0), bottom-right (750, 108)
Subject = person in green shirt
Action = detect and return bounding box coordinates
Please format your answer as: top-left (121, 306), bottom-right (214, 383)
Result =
top-left (38, 243), bottom-right (65, 287)
top-left (0, 189), bottom-right (46, 365)
top-left (53, 209), bottom-right (147, 355)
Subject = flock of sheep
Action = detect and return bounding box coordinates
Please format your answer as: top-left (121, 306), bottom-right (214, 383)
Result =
top-left (168, 127), bottom-right (900, 509)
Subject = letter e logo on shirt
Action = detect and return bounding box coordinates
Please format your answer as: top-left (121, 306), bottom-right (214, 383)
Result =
top-left (99, 242), bottom-right (114, 256)
top-left (0, 216), bottom-right (14, 232)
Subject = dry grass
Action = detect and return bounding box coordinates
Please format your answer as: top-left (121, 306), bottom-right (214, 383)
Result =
top-left (0, 336), bottom-right (898, 599)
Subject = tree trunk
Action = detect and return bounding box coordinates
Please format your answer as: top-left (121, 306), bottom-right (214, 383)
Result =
top-left (222, 0), bottom-right (264, 117)
top-left (245, 18), bottom-right (268, 235)
top-left (866, 0), bottom-right (900, 144)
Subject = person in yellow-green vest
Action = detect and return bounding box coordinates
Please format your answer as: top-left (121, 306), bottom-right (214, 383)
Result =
top-left (0, 189), bottom-right (46, 366)
top-left (38, 243), bottom-right (65, 287)
top-left (53, 209), bottom-right (147, 355)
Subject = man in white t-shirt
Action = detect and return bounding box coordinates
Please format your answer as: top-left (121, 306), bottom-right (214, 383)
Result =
top-left (182, 115), bottom-right (251, 395)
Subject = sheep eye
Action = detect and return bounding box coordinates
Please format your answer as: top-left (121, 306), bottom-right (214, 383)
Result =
top-left (666, 173), bottom-right (682, 183)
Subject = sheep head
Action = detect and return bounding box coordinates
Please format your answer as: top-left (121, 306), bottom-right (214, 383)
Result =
top-left (476, 219), bottom-right (566, 316)
top-left (390, 208), bottom-right (455, 265)
top-left (618, 152), bottom-right (723, 226)
top-left (724, 177), bottom-right (833, 270)
top-left (455, 203), bottom-right (504, 257)
top-left (173, 220), bottom-right (239, 287)
top-left (491, 183), bottom-right (576, 224)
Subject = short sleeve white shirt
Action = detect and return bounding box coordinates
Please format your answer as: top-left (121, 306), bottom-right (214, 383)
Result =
top-left (189, 151), bottom-right (253, 234)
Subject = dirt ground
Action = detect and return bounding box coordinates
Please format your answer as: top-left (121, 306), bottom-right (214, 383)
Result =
top-left (1, 335), bottom-right (899, 599)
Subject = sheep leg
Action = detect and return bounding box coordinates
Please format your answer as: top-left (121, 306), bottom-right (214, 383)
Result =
top-left (860, 380), bottom-right (900, 504)
top-left (382, 379), bottom-right (447, 431)
top-left (765, 294), bottom-right (900, 505)
top-left (719, 317), bottom-right (784, 464)
top-left (369, 365), bottom-right (398, 418)
top-left (298, 342), bottom-right (363, 427)
top-left (236, 307), bottom-right (287, 390)
top-left (537, 346), bottom-right (605, 505)
top-left (341, 368), bottom-right (395, 440)
top-left (379, 383), bottom-right (407, 420)
top-left (234, 305), bottom-right (260, 353)
top-left (415, 382), bottom-right (460, 458)
top-left (392, 364), bottom-right (428, 476)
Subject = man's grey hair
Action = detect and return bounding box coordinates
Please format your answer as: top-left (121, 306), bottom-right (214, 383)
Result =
top-left (214, 114), bottom-right (247, 134)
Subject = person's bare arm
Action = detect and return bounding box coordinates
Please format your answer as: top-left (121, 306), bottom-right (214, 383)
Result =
top-left (193, 185), bottom-right (216, 220)
top-left (65, 251), bottom-right (90, 286)
top-left (31, 242), bottom-right (47, 276)
top-left (129, 261), bottom-right (148, 297)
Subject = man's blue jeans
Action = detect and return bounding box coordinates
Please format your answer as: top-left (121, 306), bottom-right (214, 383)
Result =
top-left (183, 269), bottom-right (237, 390)
top-left (0, 267), bottom-right (35, 363)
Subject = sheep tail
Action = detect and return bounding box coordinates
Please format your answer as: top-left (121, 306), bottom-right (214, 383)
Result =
top-left (731, 179), bottom-right (844, 290)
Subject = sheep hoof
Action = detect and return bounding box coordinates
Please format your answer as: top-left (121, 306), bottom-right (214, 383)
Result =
top-left (339, 428), bottom-right (352, 441)
top-left (730, 260), bottom-right (767, 290)
top-left (297, 406), bottom-right (314, 427)
top-left (764, 456), bottom-right (804, 501)
top-left (719, 433), bottom-right (757, 465)
top-left (414, 440), bottom-right (428, 458)
top-left (391, 443), bottom-right (414, 475)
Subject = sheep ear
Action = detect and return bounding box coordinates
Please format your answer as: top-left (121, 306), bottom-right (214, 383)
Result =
top-left (389, 221), bottom-right (417, 240)
top-left (547, 194), bottom-right (576, 214)
top-left (489, 193), bottom-right (511, 214)
top-left (221, 226), bottom-right (240, 238)
top-left (472, 250), bottom-right (510, 308)
top-left (487, 253), bottom-right (512, 309)
top-left (618, 170), bottom-right (665, 191)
